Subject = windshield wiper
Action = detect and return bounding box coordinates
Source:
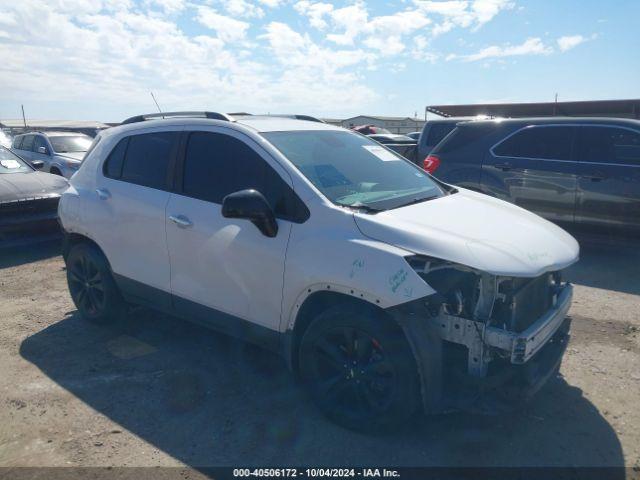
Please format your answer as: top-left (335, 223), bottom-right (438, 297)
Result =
top-left (393, 195), bottom-right (440, 209)
top-left (337, 202), bottom-right (383, 213)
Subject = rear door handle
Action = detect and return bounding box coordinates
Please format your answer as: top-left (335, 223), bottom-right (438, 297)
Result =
top-left (169, 214), bottom-right (193, 228)
top-left (494, 162), bottom-right (513, 171)
top-left (580, 172), bottom-right (607, 182)
top-left (95, 188), bottom-right (111, 200)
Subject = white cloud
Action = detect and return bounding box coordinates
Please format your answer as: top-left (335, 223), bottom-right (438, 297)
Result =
top-left (0, 1), bottom-right (378, 118)
top-left (295, 0), bottom-right (511, 58)
top-left (257, 0), bottom-right (283, 7)
top-left (411, 34), bottom-right (438, 62)
top-left (217, 0), bottom-right (265, 19)
top-left (413, 0), bottom-right (513, 34)
top-left (259, 22), bottom-right (377, 106)
top-left (557, 34), bottom-right (587, 52)
top-left (451, 37), bottom-right (553, 61)
top-left (471, 0), bottom-right (514, 26)
top-left (145, 0), bottom-right (185, 14)
top-left (293, 1), bottom-right (334, 29)
top-left (195, 6), bottom-right (250, 43)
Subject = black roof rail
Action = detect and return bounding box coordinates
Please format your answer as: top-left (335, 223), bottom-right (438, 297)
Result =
top-left (121, 111), bottom-right (234, 125)
top-left (267, 114), bottom-right (325, 123)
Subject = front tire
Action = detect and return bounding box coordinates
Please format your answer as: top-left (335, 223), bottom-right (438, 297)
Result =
top-left (65, 243), bottom-right (126, 324)
top-left (299, 304), bottom-right (420, 432)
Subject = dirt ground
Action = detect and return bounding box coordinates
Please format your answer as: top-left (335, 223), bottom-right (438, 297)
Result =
top-left (0, 237), bottom-right (639, 472)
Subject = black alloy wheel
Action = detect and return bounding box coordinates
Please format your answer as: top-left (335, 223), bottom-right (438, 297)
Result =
top-left (299, 304), bottom-right (420, 432)
top-left (65, 243), bottom-right (126, 324)
top-left (68, 253), bottom-right (106, 316)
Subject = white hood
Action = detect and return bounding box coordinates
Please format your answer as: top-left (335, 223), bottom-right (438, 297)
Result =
top-left (353, 188), bottom-right (579, 277)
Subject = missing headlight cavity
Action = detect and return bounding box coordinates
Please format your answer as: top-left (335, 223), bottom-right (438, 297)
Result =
top-left (406, 256), bottom-right (481, 318)
top-left (492, 271), bottom-right (563, 332)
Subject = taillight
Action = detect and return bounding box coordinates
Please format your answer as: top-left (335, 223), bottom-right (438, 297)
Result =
top-left (422, 154), bottom-right (441, 174)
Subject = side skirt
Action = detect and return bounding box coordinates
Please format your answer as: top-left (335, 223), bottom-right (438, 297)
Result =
top-left (113, 273), bottom-right (282, 356)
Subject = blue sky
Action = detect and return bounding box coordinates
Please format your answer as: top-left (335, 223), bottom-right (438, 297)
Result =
top-left (0, 0), bottom-right (638, 122)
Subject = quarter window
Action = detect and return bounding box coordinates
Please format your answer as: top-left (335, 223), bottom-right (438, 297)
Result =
top-left (494, 126), bottom-right (574, 161)
top-left (182, 131), bottom-right (306, 221)
top-left (578, 126), bottom-right (640, 165)
top-left (103, 138), bottom-right (128, 179)
top-left (425, 123), bottom-right (456, 146)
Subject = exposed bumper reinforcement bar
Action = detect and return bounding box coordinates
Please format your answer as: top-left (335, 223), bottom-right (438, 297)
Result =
top-left (436, 284), bottom-right (573, 376)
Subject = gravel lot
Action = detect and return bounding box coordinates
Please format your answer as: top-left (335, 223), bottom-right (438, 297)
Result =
top-left (0, 236), bottom-right (639, 471)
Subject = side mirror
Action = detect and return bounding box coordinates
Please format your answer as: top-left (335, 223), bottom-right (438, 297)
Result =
top-left (37, 146), bottom-right (49, 155)
top-left (31, 160), bottom-right (44, 170)
top-left (222, 189), bottom-right (278, 238)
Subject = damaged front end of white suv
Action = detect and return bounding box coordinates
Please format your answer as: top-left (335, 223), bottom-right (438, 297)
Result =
top-left (388, 255), bottom-right (574, 414)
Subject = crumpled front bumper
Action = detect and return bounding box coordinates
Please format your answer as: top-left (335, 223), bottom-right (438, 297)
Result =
top-left (389, 283), bottom-right (573, 413)
top-left (437, 284), bottom-right (573, 370)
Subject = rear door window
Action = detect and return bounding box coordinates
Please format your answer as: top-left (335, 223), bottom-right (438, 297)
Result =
top-left (21, 135), bottom-right (35, 152)
top-left (577, 126), bottom-right (640, 165)
top-left (494, 126), bottom-right (574, 160)
top-left (103, 132), bottom-right (177, 190)
top-left (121, 132), bottom-right (177, 190)
top-left (182, 131), bottom-right (307, 222)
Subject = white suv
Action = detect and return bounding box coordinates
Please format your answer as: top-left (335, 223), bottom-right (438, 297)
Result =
top-left (59, 111), bottom-right (579, 431)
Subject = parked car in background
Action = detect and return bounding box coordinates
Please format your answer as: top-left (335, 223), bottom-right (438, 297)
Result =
top-left (59, 111), bottom-right (578, 432)
top-left (12, 131), bottom-right (94, 178)
top-left (0, 130), bottom-right (12, 148)
top-left (351, 124), bottom-right (391, 135)
top-left (406, 131), bottom-right (421, 141)
top-left (416, 118), bottom-right (477, 172)
top-left (428, 117), bottom-right (640, 235)
top-left (0, 146), bottom-right (68, 247)
top-left (351, 125), bottom-right (418, 162)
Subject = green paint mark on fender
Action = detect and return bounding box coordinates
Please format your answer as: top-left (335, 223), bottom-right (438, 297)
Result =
top-left (388, 268), bottom-right (408, 293)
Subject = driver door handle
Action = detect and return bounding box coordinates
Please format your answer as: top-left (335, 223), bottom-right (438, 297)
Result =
top-left (169, 214), bottom-right (193, 229)
top-left (95, 188), bottom-right (111, 200)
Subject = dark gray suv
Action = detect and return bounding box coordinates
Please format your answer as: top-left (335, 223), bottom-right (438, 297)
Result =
top-left (428, 117), bottom-right (640, 234)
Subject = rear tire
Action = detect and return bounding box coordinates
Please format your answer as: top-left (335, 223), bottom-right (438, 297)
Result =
top-left (299, 304), bottom-right (420, 432)
top-left (65, 243), bottom-right (126, 324)
top-left (50, 167), bottom-right (62, 176)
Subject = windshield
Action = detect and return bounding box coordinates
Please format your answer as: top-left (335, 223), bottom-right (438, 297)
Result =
top-left (50, 135), bottom-right (92, 153)
top-left (0, 146), bottom-right (32, 174)
top-left (264, 130), bottom-right (444, 211)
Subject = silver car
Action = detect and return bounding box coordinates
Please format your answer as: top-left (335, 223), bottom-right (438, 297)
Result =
top-left (11, 131), bottom-right (93, 178)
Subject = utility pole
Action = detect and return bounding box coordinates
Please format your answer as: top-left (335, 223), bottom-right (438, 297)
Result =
top-left (21, 105), bottom-right (27, 128)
